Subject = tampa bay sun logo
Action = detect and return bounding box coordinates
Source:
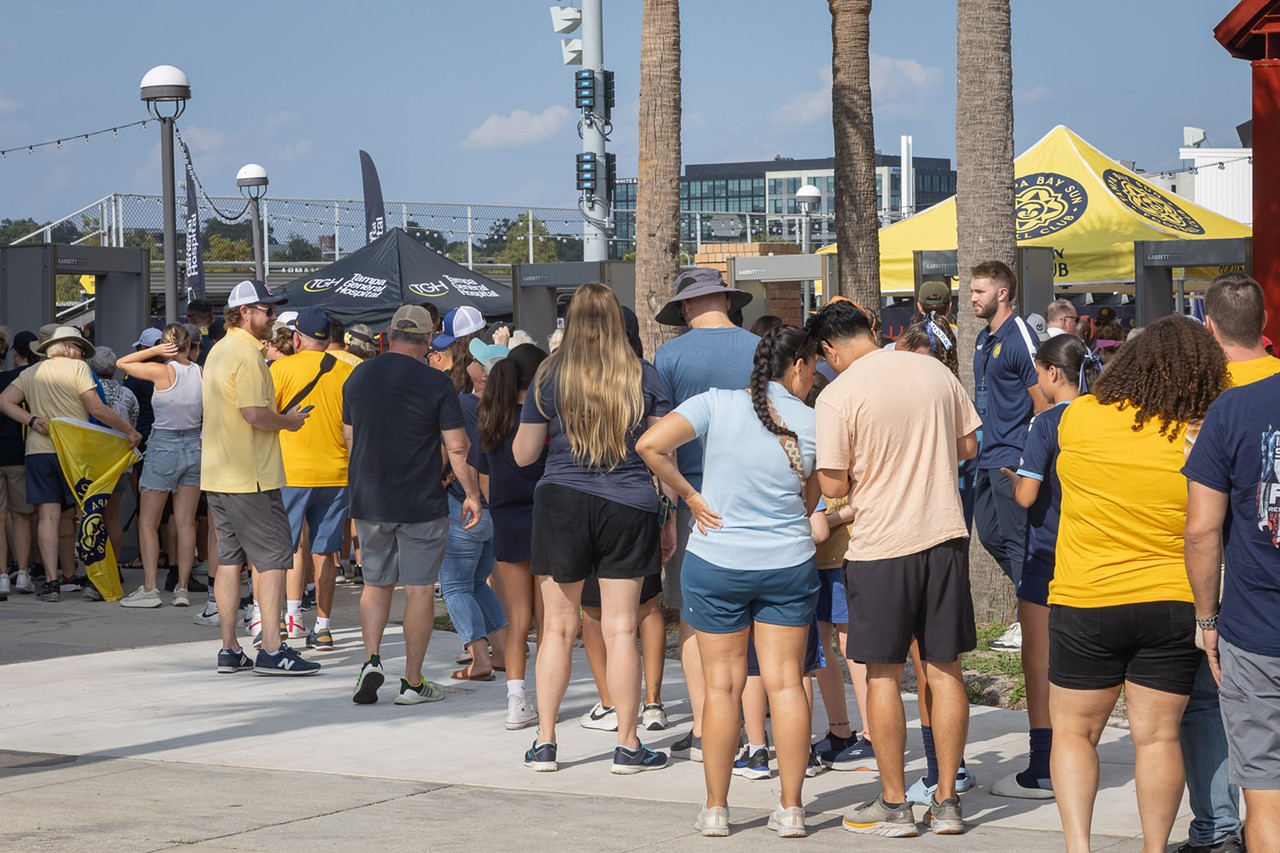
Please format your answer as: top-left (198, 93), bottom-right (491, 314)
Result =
top-left (1015, 172), bottom-right (1088, 240)
top-left (1102, 170), bottom-right (1205, 235)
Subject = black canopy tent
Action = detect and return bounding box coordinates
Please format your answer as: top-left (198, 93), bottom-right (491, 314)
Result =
top-left (278, 228), bottom-right (513, 328)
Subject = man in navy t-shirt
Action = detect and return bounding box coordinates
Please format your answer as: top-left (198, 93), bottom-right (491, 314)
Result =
top-left (1184, 371), bottom-right (1280, 851)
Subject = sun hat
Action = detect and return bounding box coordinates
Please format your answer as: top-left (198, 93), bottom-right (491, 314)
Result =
top-left (469, 339), bottom-right (510, 374)
top-left (432, 306), bottom-right (486, 349)
top-left (655, 268), bottom-right (753, 326)
top-left (34, 326), bottom-right (96, 358)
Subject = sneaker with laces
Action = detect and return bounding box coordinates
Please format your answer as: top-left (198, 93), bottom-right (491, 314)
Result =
top-left (990, 622), bottom-right (1022, 651)
top-left (394, 675), bottom-right (445, 704)
top-left (768, 804), bottom-right (807, 838)
top-left (300, 589), bottom-right (315, 611)
top-left (813, 729), bottom-right (855, 762)
top-left (843, 796), bottom-right (918, 837)
top-left (216, 647), bottom-right (254, 673)
top-left (172, 588), bottom-right (190, 607)
top-left (37, 581), bottom-right (60, 602)
top-left (82, 584), bottom-right (102, 602)
top-left (59, 576), bottom-right (85, 592)
top-left (611, 741), bottom-right (668, 774)
top-left (671, 730), bottom-right (702, 762)
top-left (351, 563), bottom-right (364, 585)
top-left (695, 805), bottom-right (730, 837)
top-left (580, 701), bottom-right (618, 731)
top-left (1173, 837), bottom-right (1245, 853)
top-left (334, 565), bottom-right (350, 585)
top-left (306, 627), bottom-right (334, 651)
top-left (640, 702), bottom-right (668, 731)
top-left (253, 643), bottom-right (321, 676)
top-left (906, 766), bottom-right (977, 806)
top-left (927, 797), bottom-right (964, 835)
top-left (826, 735), bottom-right (876, 770)
top-left (249, 619), bottom-right (264, 649)
top-left (120, 585), bottom-right (162, 608)
top-left (284, 613), bottom-right (307, 639)
top-left (352, 659), bottom-right (385, 704)
top-left (524, 739), bottom-right (557, 772)
top-left (806, 744), bottom-right (824, 777)
top-left (732, 747), bottom-right (770, 780)
top-left (193, 603), bottom-right (220, 626)
top-left (0, 573), bottom-right (9, 595)
top-left (14, 571), bottom-right (35, 594)
top-left (506, 695), bottom-right (538, 730)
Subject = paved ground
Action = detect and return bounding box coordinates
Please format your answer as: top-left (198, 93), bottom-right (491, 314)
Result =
top-left (0, 570), bottom-right (1188, 851)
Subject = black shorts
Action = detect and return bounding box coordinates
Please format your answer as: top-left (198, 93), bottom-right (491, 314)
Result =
top-left (845, 538), bottom-right (976, 665)
top-left (1048, 601), bottom-right (1200, 695)
top-left (582, 571), bottom-right (662, 609)
top-left (530, 483), bottom-right (660, 583)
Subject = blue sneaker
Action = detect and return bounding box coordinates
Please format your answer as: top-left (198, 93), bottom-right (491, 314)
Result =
top-left (216, 647), bottom-right (254, 673)
top-left (906, 766), bottom-right (977, 806)
top-left (732, 747), bottom-right (770, 780)
top-left (826, 736), bottom-right (876, 771)
top-left (253, 643), bottom-right (321, 676)
top-left (611, 741), bottom-right (668, 775)
top-left (524, 739), bottom-right (558, 772)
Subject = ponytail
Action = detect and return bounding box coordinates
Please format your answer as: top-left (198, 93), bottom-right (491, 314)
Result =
top-left (1034, 333), bottom-right (1101, 394)
top-left (478, 343), bottom-right (547, 452)
top-left (749, 325), bottom-right (818, 438)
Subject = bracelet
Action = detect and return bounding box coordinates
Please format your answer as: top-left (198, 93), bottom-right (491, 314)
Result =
top-left (28, 414), bottom-right (37, 427)
top-left (1195, 614), bottom-right (1219, 632)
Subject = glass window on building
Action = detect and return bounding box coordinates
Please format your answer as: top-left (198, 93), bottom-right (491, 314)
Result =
top-left (771, 199), bottom-right (783, 214)
top-left (768, 178), bottom-right (782, 197)
top-left (786, 177), bottom-right (801, 195)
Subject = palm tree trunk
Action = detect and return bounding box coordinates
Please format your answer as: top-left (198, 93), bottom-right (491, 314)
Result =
top-left (828, 0), bottom-right (880, 315)
top-left (956, 0), bottom-right (1017, 624)
top-left (635, 0), bottom-right (681, 358)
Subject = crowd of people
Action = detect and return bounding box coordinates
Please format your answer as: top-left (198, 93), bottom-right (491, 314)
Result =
top-left (0, 264), bottom-right (1276, 848)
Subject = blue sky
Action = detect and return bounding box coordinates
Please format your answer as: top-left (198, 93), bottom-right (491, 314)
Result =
top-left (0, 0), bottom-right (1251, 224)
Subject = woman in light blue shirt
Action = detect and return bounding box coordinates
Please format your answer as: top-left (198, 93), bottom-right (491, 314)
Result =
top-left (637, 325), bottom-right (820, 839)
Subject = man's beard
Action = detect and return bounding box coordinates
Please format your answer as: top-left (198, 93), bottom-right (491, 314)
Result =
top-left (248, 312), bottom-right (273, 340)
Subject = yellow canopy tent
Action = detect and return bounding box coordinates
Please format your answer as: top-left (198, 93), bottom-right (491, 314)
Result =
top-left (819, 125), bottom-right (1251, 294)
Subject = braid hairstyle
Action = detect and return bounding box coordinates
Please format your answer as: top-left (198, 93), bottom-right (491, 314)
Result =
top-left (1034, 333), bottom-right (1099, 393)
top-left (895, 312), bottom-right (958, 377)
top-left (750, 325), bottom-right (819, 439)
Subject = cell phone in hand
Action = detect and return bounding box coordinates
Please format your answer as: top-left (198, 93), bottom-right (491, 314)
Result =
top-left (299, 405), bottom-right (314, 414)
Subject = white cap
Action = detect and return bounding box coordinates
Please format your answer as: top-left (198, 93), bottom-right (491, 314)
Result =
top-left (277, 310), bottom-right (299, 330)
top-left (226, 279), bottom-right (286, 308)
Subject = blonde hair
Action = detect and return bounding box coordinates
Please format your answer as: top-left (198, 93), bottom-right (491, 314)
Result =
top-left (161, 322), bottom-right (192, 353)
top-left (534, 282), bottom-right (643, 471)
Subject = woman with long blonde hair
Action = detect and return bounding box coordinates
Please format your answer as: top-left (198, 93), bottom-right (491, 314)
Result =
top-left (513, 282), bottom-right (675, 775)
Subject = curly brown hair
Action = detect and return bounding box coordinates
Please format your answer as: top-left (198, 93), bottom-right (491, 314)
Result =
top-left (1092, 315), bottom-right (1229, 441)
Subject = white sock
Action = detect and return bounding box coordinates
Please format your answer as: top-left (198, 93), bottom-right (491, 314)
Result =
top-left (316, 617), bottom-right (331, 630)
top-left (287, 599), bottom-right (301, 616)
top-left (507, 679), bottom-right (525, 698)
top-left (305, 583), bottom-right (315, 594)
top-left (748, 743), bottom-right (765, 754)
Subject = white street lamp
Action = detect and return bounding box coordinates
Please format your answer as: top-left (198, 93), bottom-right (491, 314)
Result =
top-left (236, 164), bottom-right (269, 282)
top-left (140, 65), bottom-right (191, 324)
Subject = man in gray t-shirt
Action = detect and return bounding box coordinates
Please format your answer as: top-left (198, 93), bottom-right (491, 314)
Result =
top-left (652, 268), bottom-right (758, 757)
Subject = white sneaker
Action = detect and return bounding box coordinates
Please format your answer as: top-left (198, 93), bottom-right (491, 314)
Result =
top-left (193, 603), bottom-right (220, 626)
top-left (14, 570), bottom-right (35, 593)
top-left (0, 573), bottom-right (9, 595)
top-left (172, 588), bottom-right (190, 607)
top-left (285, 613), bottom-right (307, 639)
top-left (990, 622), bottom-right (1022, 651)
top-left (767, 804), bottom-right (807, 838)
top-left (640, 703), bottom-right (669, 731)
top-left (505, 695), bottom-right (538, 730)
top-left (580, 701), bottom-right (618, 731)
top-left (120, 586), bottom-right (162, 608)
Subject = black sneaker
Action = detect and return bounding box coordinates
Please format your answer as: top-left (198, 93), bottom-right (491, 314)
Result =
top-left (806, 744), bottom-right (824, 777)
top-left (37, 581), bottom-right (60, 602)
top-left (352, 659), bottom-right (385, 704)
top-left (253, 643), bottom-right (321, 676)
top-left (671, 730), bottom-right (702, 762)
top-left (611, 741), bottom-right (669, 775)
top-left (1174, 838), bottom-right (1245, 853)
top-left (733, 747), bottom-right (770, 780)
top-left (300, 589), bottom-right (315, 611)
top-left (82, 584), bottom-right (103, 602)
top-left (59, 575), bottom-right (85, 592)
top-left (216, 648), bottom-right (254, 673)
top-left (524, 739), bottom-right (557, 772)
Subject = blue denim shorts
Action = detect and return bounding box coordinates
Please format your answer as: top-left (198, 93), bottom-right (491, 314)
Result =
top-left (139, 428), bottom-right (201, 493)
top-left (681, 550), bottom-right (820, 634)
top-left (282, 486), bottom-right (350, 554)
top-left (816, 567), bottom-right (849, 624)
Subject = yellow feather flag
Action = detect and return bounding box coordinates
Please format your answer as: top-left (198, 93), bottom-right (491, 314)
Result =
top-left (79, 274), bottom-right (96, 295)
top-left (47, 418), bottom-right (139, 602)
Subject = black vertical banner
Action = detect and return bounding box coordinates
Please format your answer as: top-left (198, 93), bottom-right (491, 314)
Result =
top-left (359, 150), bottom-right (386, 245)
top-left (178, 136), bottom-right (205, 300)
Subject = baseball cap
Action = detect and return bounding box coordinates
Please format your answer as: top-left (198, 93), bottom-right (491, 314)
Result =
top-left (277, 310), bottom-right (299, 330)
top-left (293, 307), bottom-right (330, 341)
top-left (226, 279), bottom-right (288, 308)
top-left (390, 304), bottom-right (435, 336)
top-left (133, 327), bottom-right (163, 349)
top-left (916, 280), bottom-right (952, 311)
top-left (469, 339), bottom-right (509, 373)
top-left (1025, 312), bottom-right (1050, 343)
top-left (432, 306), bottom-right (486, 349)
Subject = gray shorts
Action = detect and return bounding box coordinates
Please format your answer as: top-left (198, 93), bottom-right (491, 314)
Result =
top-left (0, 464), bottom-right (31, 514)
top-left (207, 490), bottom-right (295, 571)
top-left (355, 517), bottom-right (449, 588)
top-left (1219, 638), bottom-right (1280, 790)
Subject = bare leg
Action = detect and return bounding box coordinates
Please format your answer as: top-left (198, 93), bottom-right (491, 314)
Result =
top-left (360, 583), bottom-right (394, 657)
top-left (1125, 681), bottom-right (1191, 853)
top-left (313, 552), bottom-right (336, 620)
top-left (696, 627), bottom-right (750, 809)
top-left (815, 620), bottom-right (853, 738)
top-left (215, 564), bottom-right (243, 650)
top-left (534, 576), bottom-right (585, 746)
top-left (680, 620), bottom-right (705, 737)
top-left (287, 525), bottom-right (308, 602)
top-left (1049, 683), bottom-right (1122, 853)
top-left (105, 492), bottom-right (124, 563)
top-left (58, 509), bottom-right (75, 578)
top-left (1245, 790), bottom-right (1280, 853)
top-left (12, 510), bottom-right (31, 572)
top-left (1021, 601), bottom-right (1051, 730)
top-left (36, 503), bottom-right (60, 583)
top-left (866, 662), bottom-right (909, 803)
top-left (598, 577), bottom-right (644, 749)
top-left (638, 596), bottom-right (665, 706)
top-left (582, 604), bottom-right (612, 707)
top-left (497, 561), bottom-right (535, 682)
top-left (920, 659), bottom-right (969, 802)
top-left (742, 675), bottom-right (768, 746)
top-left (255, 567), bottom-right (286, 654)
top-left (401, 584), bottom-right (434, 681)
top-left (137, 490), bottom-right (168, 592)
top-left (754, 621), bottom-right (812, 810)
top-left (171, 486), bottom-right (200, 590)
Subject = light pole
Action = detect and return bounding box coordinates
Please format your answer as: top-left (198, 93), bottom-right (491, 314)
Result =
top-left (796, 183), bottom-right (821, 314)
top-left (236, 164), bottom-right (269, 282)
top-left (140, 65), bottom-right (191, 324)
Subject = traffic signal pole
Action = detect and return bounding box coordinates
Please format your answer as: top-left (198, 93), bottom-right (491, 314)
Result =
top-left (580, 0), bottom-right (608, 262)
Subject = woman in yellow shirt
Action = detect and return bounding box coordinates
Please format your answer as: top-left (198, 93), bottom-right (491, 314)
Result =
top-left (1049, 316), bottom-right (1229, 853)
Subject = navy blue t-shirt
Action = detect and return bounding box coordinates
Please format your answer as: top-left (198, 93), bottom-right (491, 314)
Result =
top-left (448, 391), bottom-right (487, 507)
top-left (520, 360), bottom-right (672, 512)
top-left (0, 369), bottom-right (25, 466)
top-left (1016, 402), bottom-right (1069, 566)
top-left (474, 402), bottom-right (546, 514)
top-left (974, 314), bottom-right (1038, 470)
top-left (1183, 373), bottom-right (1280, 657)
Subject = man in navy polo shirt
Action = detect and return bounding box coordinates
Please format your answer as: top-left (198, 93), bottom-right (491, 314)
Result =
top-left (970, 260), bottom-right (1046, 652)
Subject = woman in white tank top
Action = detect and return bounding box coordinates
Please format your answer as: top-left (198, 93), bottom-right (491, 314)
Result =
top-left (116, 324), bottom-right (204, 608)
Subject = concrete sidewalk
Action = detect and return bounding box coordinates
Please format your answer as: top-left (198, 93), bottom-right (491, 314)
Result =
top-left (0, 581), bottom-right (1183, 850)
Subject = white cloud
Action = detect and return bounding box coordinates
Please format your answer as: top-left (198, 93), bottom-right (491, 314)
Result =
top-left (869, 54), bottom-right (943, 104)
top-left (770, 66), bottom-right (832, 126)
top-left (0, 94), bottom-right (21, 114)
top-left (461, 105), bottom-right (571, 150)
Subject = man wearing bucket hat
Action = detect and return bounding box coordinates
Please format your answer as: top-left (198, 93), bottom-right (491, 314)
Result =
top-left (0, 326), bottom-right (142, 603)
top-left (652, 267), bottom-right (759, 760)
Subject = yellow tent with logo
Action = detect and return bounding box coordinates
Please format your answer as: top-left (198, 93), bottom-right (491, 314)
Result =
top-left (818, 125), bottom-right (1251, 294)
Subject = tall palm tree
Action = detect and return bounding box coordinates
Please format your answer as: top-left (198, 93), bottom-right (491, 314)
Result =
top-left (956, 0), bottom-right (1017, 622)
top-left (828, 0), bottom-right (880, 312)
top-left (635, 0), bottom-right (681, 358)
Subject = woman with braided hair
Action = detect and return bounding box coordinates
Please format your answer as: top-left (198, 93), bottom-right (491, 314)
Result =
top-left (1046, 315), bottom-right (1229, 853)
top-left (638, 325), bottom-right (821, 839)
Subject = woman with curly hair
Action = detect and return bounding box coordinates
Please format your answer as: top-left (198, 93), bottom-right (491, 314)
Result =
top-left (1048, 315), bottom-right (1229, 853)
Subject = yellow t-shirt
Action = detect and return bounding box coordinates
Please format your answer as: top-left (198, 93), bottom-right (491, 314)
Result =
top-left (271, 350), bottom-right (353, 487)
top-left (329, 349), bottom-right (363, 368)
top-left (1227, 355), bottom-right (1280, 388)
top-left (815, 495), bottom-right (852, 569)
top-left (1051, 395), bottom-right (1193, 608)
top-left (200, 326), bottom-right (285, 493)
top-left (13, 357), bottom-right (96, 455)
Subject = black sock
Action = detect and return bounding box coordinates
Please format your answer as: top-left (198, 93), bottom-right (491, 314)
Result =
top-left (368, 654), bottom-right (381, 667)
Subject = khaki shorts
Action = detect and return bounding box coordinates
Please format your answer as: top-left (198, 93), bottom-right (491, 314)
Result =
top-left (0, 465), bottom-right (32, 515)
top-left (207, 490), bottom-right (294, 571)
top-left (355, 518), bottom-right (448, 587)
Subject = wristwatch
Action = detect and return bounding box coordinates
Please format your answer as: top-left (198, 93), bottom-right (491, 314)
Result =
top-left (1195, 614), bottom-right (1219, 632)
top-left (27, 414), bottom-right (37, 427)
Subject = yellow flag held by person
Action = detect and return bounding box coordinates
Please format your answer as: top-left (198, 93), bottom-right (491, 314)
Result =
top-left (47, 418), bottom-right (139, 602)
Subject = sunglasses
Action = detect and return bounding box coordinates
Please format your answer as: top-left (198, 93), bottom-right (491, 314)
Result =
top-left (250, 304), bottom-right (277, 318)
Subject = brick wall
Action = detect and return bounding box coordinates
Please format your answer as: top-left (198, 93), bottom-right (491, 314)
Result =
top-left (693, 242), bottom-right (805, 327)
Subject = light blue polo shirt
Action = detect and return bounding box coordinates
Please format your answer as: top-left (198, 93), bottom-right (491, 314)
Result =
top-left (674, 383), bottom-right (816, 570)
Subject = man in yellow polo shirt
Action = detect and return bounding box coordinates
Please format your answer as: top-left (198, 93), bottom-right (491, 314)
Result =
top-left (202, 279), bottom-right (318, 677)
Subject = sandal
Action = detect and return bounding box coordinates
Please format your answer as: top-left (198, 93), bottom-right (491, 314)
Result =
top-left (450, 666), bottom-right (496, 682)
top-left (123, 556), bottom-right (145, 570)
